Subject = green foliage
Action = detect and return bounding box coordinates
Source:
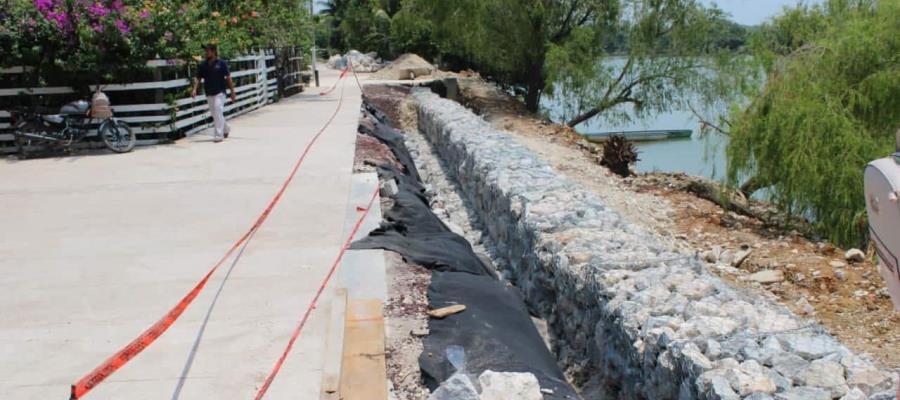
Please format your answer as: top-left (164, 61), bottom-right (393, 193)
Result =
top-left (321, 0), bottom-right (393, 56)
top-left (0, 0), bottom-right (310, 85)
top-left (726, 0), bottom-right (899, 246)
top-left (544, 0), bottom-right (733, 126)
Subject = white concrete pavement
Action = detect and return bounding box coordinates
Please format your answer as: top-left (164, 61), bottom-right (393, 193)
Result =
top-left (0, 66), bottom-right (364, 399)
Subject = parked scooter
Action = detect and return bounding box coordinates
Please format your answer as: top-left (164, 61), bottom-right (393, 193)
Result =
top-left (864, 129), bottom-right (900, 310)
top-left (12, 90), bottom-right (135, 158)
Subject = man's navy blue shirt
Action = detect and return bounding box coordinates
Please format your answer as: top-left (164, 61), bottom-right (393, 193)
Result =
top-left (197, 58), bottom-right (230, 96)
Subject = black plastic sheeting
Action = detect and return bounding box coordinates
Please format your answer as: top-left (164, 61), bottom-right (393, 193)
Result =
top-left (352, 93), bottom-right (580, 400)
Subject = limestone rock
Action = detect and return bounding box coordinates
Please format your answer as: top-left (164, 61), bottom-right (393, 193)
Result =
top-left (845, 367), bottom-right (893, 394)
top-left (771, 352), bottom-right (810, 379)
top-left (844, 249), bottom-right (865, 263)
top-left (779, 334), bottom-right (837, 360)
top-left (746, 270), bottom-right (785, 284)
top-left (732, 248), bottom-right (753, 267)
top-left (839, 387), bottom-right (867, 400)
top-left (725, 360), bottom-right (777, 395)
top-left (428, 374), bottom-right (479, 400)
top-left (478, 370), bottom-right (543, 400)
top-left (381, 179), bottom-right (399, 197)
top-left (700, 372), bottom-right (740, 400)
top-left (796, 359), bottom-right (847, 396)
top-left (774, 387), bottom-right (832, 400)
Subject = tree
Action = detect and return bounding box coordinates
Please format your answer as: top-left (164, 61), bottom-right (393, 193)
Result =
top-left (403, 0), bottom-right (726, 123)
top-left (546, 0), bottom-right (735, 127)
top-left (321, 0), bottom-right (396, 56)
top-left (725, 0), bottom-right (899, 246)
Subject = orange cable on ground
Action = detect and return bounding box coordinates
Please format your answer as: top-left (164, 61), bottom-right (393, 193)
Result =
top-left (252, 60), bottom-right (371, 399)
top-left (319, 67), bottom-right (349, 96)
top-left (253, 184), bottom-right (380, 400)
top-left (69, 72), bottom-right (351, 400)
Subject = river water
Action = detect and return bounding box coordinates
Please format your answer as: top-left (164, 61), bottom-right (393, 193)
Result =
top-left (541, 98), bottom-right (729, 181)
top-left (540, 56), bottom-right (730, 181)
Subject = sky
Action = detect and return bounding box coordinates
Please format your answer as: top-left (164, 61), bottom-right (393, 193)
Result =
top-left (313, 1), bottom-right (824, 26)
top-left (704, 0), bottom-right (823, 25)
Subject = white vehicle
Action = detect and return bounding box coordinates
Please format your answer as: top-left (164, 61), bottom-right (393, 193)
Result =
top-left (864, 129), bottom-right (900, 309)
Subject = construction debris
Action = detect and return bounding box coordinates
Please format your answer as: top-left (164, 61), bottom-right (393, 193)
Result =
top-left (427, 304), bottom-right (466, 319)
top-left (371, 53), bottom-right (436, 80)
top-left (326, 50), bottom-right (383, 72)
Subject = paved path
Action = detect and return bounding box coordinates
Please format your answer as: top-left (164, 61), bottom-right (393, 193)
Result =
top-left (0, 67), bottom-right (362, 399)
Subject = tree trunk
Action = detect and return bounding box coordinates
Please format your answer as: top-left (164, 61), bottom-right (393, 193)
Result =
top-left (739, 175), bottom-right (768, 198)
top-left (567, 107), bottom-right (601, 127)
top-left (525, 84), bottom-right (542, 113)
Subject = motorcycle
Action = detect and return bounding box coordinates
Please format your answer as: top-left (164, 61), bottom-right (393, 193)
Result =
top-left (12, 92), bottom-right (135, 158)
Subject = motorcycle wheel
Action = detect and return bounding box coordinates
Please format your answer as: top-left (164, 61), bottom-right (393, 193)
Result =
top-left (14, 121), bottom-right (35, 159)
top-left (99, 119), bottom-right (135, 153)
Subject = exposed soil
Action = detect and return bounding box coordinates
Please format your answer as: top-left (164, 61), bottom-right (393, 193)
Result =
top-left (383, 252), bottom-right (431, 400)
top-left (353, 133), bottom-right (400, 173)
top-left (456, 76), bottom-right (900, 369)
top-left (356, 89), bottom-right (433, 399)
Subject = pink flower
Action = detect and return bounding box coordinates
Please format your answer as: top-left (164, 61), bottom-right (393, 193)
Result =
top-left (111, 0), bottom-right (124, 11)
top-left (34, 0), bottom-right (53, 12)
top-left (45, 11), bottom-right (68, 29)
top-left (114, 19), bottom-right (129, 34)
top-left (91, 22), bottom-right (103, 32)
top-left (139, 9), bottom-right (150, 19)
top-left (88, 3), bottom-right (109, 17)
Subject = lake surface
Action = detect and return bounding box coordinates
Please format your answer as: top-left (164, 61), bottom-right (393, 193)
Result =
top-left (542, 98), bottom-right (729, 181)
top-left (540, 57), bottom-right (730, 181)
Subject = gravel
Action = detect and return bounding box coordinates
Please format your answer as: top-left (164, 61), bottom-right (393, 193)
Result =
top-left (409, 88), bottom-right (899, 399)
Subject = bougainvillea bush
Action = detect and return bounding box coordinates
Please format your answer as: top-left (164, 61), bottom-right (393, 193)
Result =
top-left (0, 0), bottom-right (309, 85)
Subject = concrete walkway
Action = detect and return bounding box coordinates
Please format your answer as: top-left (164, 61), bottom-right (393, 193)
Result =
top-left (0, 67), bottom-right (362, 399)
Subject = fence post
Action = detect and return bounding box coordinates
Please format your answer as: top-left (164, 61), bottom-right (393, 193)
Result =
top-left (258, 49), bottom-right (268, 108)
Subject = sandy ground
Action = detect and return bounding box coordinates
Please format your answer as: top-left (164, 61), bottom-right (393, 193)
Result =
top-left (457, 76), bottom-right (900, 370)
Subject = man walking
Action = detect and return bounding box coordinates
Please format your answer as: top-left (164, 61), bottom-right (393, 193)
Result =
top-left (192, 44), bottom-right (236, 142)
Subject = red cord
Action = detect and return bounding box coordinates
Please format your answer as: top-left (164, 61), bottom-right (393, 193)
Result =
top-left (70, 67), bottom-right (351, 400)
top-left (253, 185), bottom-right (379, 399)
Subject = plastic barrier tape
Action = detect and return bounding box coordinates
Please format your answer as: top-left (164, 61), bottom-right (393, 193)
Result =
top-left (69, 72), bottom-right (350, 400)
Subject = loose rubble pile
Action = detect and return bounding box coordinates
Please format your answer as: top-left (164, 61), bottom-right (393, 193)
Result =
top-left (326, 50), bottom-right (383, 72)
top-left (411, 88), bottom-right (899, 400)
top-left (371, 53), bottom-right (437, 81)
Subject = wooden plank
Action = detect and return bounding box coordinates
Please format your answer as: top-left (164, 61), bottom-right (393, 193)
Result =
top-left (89, 79), bottom-right (189, 91)
top-left (339, 299), bottom-right (387, 400)
top-left (112, 103), bottom-right (170, 113)
top-left (0, 66), bottom-right (34, 74)
top-left (0, 86), bottom-right (74, 96)
top-left (319, 289), bottom-right (348, 400)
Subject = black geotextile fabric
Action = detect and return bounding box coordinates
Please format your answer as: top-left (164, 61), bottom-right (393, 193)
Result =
top-left (351, 97), bottom-right (580, 400)
top-left (422, 271), bottom-right (580, 399)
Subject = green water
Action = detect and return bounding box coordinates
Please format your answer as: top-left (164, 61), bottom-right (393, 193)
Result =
top-left (542, 99), bottom-right (729, 181)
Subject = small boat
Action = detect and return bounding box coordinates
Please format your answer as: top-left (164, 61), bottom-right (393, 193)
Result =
top-left (581, 129), bottom-right (692, 143)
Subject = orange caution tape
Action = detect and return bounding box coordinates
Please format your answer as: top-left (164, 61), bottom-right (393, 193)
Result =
top-left (319, 67), bottom-right (350, 96)
top-left (69, 66), bottom-right (351, 400)
top-left (254, 185), bottom-right (380, 400)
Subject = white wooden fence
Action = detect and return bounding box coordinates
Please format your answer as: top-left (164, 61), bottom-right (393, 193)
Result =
top-left (0, 48), bottom-right (307, 154)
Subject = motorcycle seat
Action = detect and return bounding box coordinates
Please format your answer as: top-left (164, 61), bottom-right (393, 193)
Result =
top-left (60, 100), bottom-right (89, 115)
top-left (41, 114), bottom-right (65, 124)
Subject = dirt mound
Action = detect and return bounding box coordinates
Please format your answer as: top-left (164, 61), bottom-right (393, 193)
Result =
top-left (370, 53), bottom-right (436, 80)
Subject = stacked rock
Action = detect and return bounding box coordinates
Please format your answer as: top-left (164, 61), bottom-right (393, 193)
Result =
top-left (411, 89), bottom-right (898, 400)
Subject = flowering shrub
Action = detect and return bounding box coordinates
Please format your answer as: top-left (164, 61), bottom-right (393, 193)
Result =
top-left (0, 0), bottom-right (310, 85)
